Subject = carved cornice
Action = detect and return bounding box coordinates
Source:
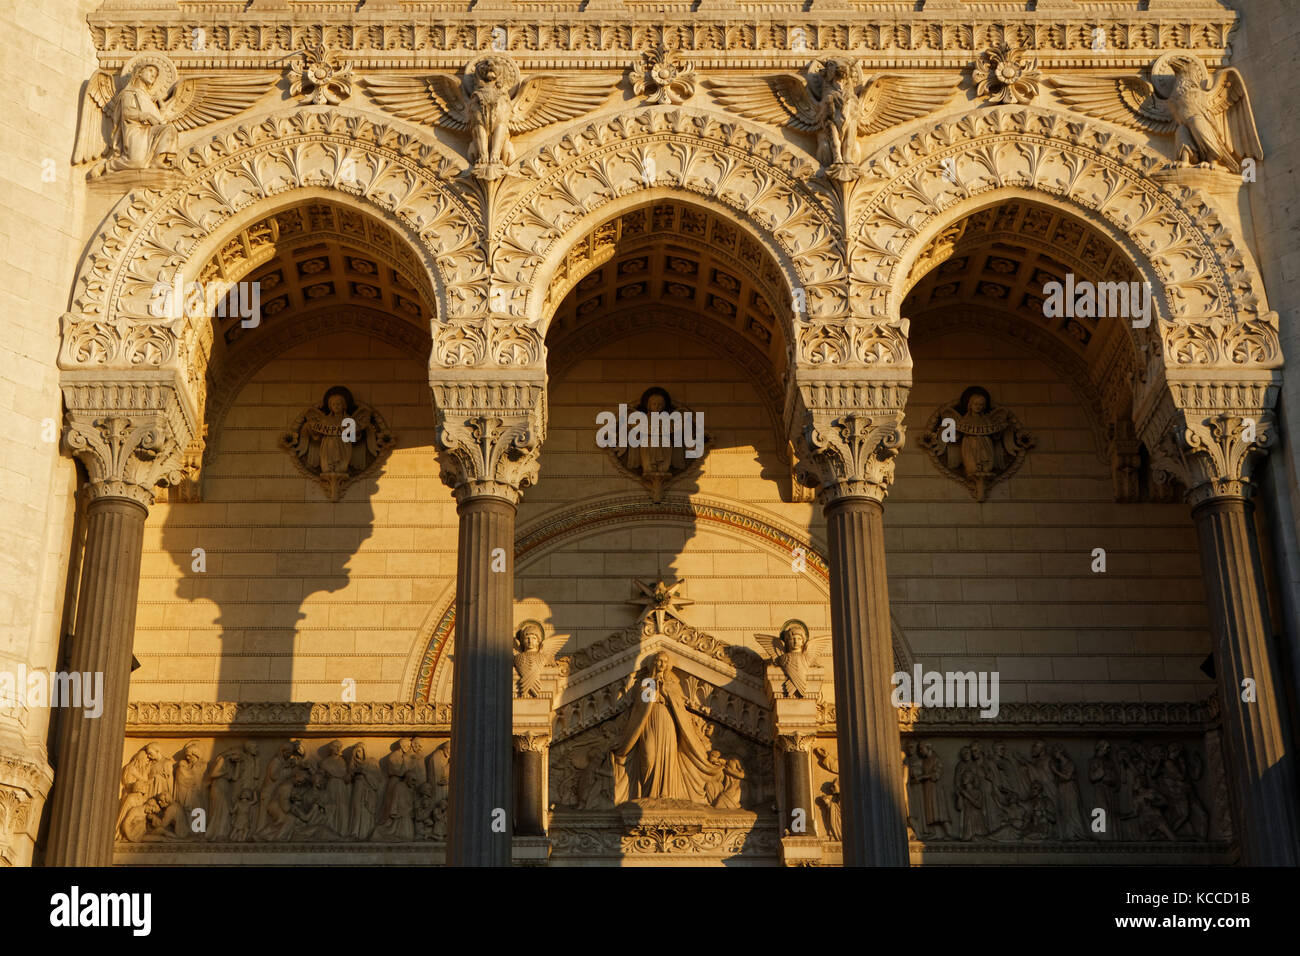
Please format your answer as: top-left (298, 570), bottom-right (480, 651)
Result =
top-left (62, 381), bottom-right (194, 506)
top-left (1141, 379), bottom-right (1280, 506)
top-left (85, 16), bottom-right (1238, 68)
top-left (431, 380), bottom-right (546, 504)
top-left (124, 700), bottom-right (451, 734)
top-left (817, 696), bottom-right (1220, 732)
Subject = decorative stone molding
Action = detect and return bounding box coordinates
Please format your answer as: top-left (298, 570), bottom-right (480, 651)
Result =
top-left (432, 380), bottom-right (546, 504)
top-left (0, 751), bottom-right (54, 868)
top-left (1142, 380), bottom-right (1279, 506)
top-left (62, 381), bottom-right (193, 506)
top-left (287, 41), bottom-right (354, 105)
top-left (125, 701), bottom-right (451, 735)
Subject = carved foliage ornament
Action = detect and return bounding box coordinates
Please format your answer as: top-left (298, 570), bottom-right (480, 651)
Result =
top-left (435, 388), bottom-right (545, 504)
top-left (630, 45), bottom-right (696, 105)
top-left (918, 387), bottom-right (1035, 502)
top-left (972, 43), bottom-right (1041, 106)
top-left (65, 412), bottom-right (188, 507)
top-left (794, 410), bottom-right (906, 505)
top-left (280, 386), bottom-right (396, 502)
top-left (289, 41), bottom-right (354, 106)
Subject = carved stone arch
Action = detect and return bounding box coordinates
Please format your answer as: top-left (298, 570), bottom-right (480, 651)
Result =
top-left (62, 109), bottom-right (486, 412)
top-left (849, 107), bottom-right (1279, 377)
top-left (493, 107), bottom-right (846, 333)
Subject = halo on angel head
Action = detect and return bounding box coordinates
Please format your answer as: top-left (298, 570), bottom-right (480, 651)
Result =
top-left (514, 619), bottom-right (544, 649)
top-left (778, 619), bottom-right (809, 644)
top-left (1149, 52), bottom-right (1205, 98)
top-left (122, 52), bottom-right (178, 98)
top-left (320, 385), bottom-right (355, 414)
top-left (466, 53), bottom-right (520, 91)
top-left (957, 385), bottom-right (992, 415)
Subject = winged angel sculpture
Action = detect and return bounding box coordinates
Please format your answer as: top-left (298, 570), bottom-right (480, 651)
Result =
top-left (74, 53), bottom-right (273, 178)
top-left (1049, 53), bottom-right (1262, 173)
top-left (756, 620), bottom-right (823, 698)
top-left (364, 54), bottom-right (614, 181)
top-left (705, 59), bottom-right (954, 180)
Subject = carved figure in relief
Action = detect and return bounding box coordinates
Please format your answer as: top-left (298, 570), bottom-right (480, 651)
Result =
top-left (229, 790), bottom-right (257, 843)
top-left (281, 387), bottom-right (394, 502)
top-left (348, 744), bottom-right (381, 841)
top-left (1132, 784), bottom-right (1179, 841)
top-left (817, 779), bottom-right (842, 840)
top-left (1156, 743), bottom-right (1209, 839)
top-left (173, 741), bottom-right (205, 835)
top-left (373, 737), bottom-right (424, 841)
top-left (756, 620), bottom-right (820, 698)
top-left (258, 741), bottom-right (304, 834)
top-left (920, 387), bottom-right (1035, 502)
top-left (145, 793), bottom-right (185, 839)
top-left (955, 769), bottom-right (988, 840)
top-left (916, 742), bottom-right (953, 839)
top-left (120, 744), bottom-right (163, 825)
top-left (611, 652), bottom-right (722, 805)
top-left (320, 740), bottom-right (351, 836)
top-left (704, 59), bottom-right (953, 179)
top-left (1050, 746), bottom-right (1090, 841)
top-left (705, 750), bottom-right (745, 809)
top-left (1089, 741), bottom-right (1120, 842)
top-left (426, 741), bottom-right (450, 809)
top-left (74, 53), bottom-right (273, 177)
top-left (363, 54), bottom-right (614, 180)
top-left (1025, 780), bottom-right (1057, 841)
top-left (814, 746), bottom-right (838, 777)
top-left (1050, 53), bottom-right (1262, 173)
top-left (903, 743), bottom-right (925, 837)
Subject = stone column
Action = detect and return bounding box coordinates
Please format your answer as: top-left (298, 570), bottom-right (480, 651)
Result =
top-left (792, 383), bottom-right (910, 867)
top-left (1147, 385), bottom-right (1300, 865)
top-left (45, 395), bottom-right (190, 866)
top-left (513, 731), bottom-right (548, 838)
top-left (434, 378), bottom-right (545, 867)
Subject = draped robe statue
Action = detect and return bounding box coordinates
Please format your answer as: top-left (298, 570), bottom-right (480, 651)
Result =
top-left (610, 652), bottom-right (721, 805)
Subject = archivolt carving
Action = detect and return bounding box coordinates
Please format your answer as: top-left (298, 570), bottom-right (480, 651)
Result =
top-left (65, 109), bottom-right (485, 406)
top-left (494, 108), bottom-right (843, 326)
top-left (849, 107), bottom-right (1276, 372)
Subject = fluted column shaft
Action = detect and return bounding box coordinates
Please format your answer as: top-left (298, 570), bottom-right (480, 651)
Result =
top-left (1193, 495), bottom-right (1300, 864)
top-left (824, 496), bottom-right (908, 866)
top-left (446, 494), bottom-right (516, 866)
top-left (45, 496), bottom-right (148, 866)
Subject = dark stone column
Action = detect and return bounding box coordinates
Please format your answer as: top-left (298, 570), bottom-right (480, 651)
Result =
top-left (1193, 495), bottom-right (1300, 864)
top-left (447, 494), bottom-right (517, 866)
top-left (824, 495), bottom-right (909, 866)
top-left (779, 736), bottom-right (813, 835)
top-left (513, 734), bottom-right (547, 838)
top-left (44, 495), bottom-right (148, 866)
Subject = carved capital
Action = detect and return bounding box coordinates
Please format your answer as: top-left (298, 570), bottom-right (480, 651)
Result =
top-left (432, 379), bottom-right (546, 505)
top-left (61, 380), bottom-right (194, 507)
top-left (789, 381), bottom-right (909, 506)
top-left (513, 732), bottom-right (550, 754)
top-left (776, 733), bottom-right (817, 754)
top-left (1141, 379), bottom-right (1278, 507)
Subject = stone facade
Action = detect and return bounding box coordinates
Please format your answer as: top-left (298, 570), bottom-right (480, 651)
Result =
top-left (0, 0), bottom-right (1297, 866)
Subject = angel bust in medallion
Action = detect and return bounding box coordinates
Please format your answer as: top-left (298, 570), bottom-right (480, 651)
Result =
top-left (363, 54), bottom-right (615, 180)
top-left (74, 53), bottom-right (274, 178)
top-left (756, 620), bottom-right (822, 698)
top-left (280, 386), bottom-right (396, 502)
top-left (1050, 53), bottom-right (1262, 174)
top-left (705, 59), bottom-right (955, 180)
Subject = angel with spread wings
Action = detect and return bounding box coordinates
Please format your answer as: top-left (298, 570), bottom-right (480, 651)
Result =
top-left (1049, 53), bottom-right (1262, 173)
top-left (513, 620), bottom-right (564, 698)
top-left (74, 53), bottom-right (273, 177)
top-left (363, 54), bottom-right (614, 180)
top-left (705, 59), bottom-right (955, 179)
top-left (756, 620), bottom-right (822, 698)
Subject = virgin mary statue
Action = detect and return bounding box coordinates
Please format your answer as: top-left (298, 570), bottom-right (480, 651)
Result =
top-left (611, 652), bottom-right (720, 805)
